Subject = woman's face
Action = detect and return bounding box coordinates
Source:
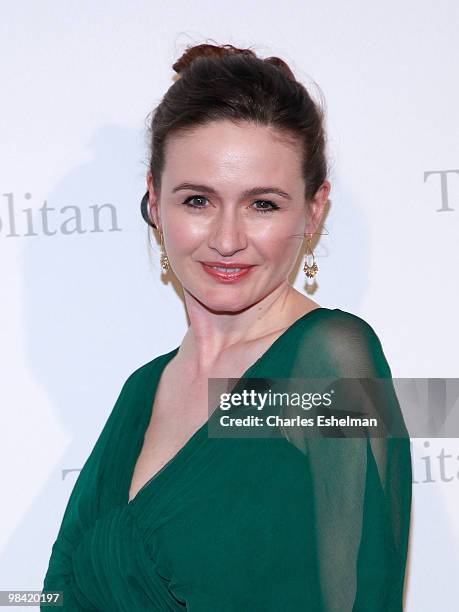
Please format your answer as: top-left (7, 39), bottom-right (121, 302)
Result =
top-left (148, 120), bottom-right (327, 314)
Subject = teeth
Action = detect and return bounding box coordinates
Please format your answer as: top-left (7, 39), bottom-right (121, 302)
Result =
top-left (210, 266), bottom-right (243, 272)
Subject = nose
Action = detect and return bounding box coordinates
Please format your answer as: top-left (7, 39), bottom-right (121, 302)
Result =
top-left (207, 207), bottom-right (248, 256)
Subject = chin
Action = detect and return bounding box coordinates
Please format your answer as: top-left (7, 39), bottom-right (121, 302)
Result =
top-left (189, 287), bottom-right (253, 315)
top-left (203, 299), bottom-right (251, 315)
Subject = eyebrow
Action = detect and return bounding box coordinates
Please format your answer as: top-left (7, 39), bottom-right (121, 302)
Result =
top-left (172, 182), bottom-right (292, 201)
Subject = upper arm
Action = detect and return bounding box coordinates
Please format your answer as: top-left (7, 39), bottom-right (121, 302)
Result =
top-left (283, 310), bottom-right (413, 610)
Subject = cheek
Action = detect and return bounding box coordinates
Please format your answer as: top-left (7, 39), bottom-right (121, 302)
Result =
top-left (251, 222), bottom-right (302, 258)
top-left (165, 224), bottom-right (202, 253)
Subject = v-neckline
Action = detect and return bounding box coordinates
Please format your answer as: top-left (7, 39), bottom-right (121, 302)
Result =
top-left (126, 306), bottom-right (334, 505)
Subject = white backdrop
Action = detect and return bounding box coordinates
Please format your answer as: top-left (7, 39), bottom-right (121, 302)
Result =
top-left (1, 1), bottom-right (458, 610)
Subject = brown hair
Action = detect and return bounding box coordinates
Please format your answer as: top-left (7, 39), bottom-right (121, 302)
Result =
top-left (143, 42), bottom-right (328, 227)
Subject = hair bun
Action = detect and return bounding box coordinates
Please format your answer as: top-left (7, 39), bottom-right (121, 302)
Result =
top-left (172, 43), bottom-right (296, 82)
top-left (172, 44), bottom-right (256, 74)
top-left (172, 43), bottom-right (256, 75)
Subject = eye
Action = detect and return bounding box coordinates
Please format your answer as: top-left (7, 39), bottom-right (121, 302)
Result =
top-left (252, 200), bottom-right (281, 214)
top-left (182, 195), bottom-right (208, 208)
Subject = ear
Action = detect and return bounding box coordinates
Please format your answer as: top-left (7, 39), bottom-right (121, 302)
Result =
top-left (306, 180), bottom-right (330, 238)
top-left (147, 171), bottom-right (161, 230)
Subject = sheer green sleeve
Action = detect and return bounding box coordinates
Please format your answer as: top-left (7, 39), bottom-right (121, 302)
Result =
top-left (281, 311), bottom-right (413, 611)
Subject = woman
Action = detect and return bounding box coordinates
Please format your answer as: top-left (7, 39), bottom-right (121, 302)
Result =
top-left (41, 43), bottom-right (412, 611)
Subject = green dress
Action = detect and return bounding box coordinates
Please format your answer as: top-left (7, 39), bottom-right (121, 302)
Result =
top-left (41, 307), bottom-right (412, 611)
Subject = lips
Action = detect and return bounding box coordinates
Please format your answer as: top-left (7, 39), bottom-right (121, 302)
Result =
top-left (200, 262), bottom-right (255, 283)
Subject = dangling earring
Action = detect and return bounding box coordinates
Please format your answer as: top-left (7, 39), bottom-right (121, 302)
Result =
top-left (158, 230), bottom-right (170, 270)
top-left (303, 234), bottom-right (318, 278)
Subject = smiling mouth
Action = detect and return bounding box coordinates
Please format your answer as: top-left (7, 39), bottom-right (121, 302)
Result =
top-left (199, 262), bottom-right (255, 282)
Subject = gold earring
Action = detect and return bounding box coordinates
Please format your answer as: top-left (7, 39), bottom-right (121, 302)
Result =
top-left (158, 230), bottom-right (170, 270)
top-left (303, 234), bottom-right (318, 278)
